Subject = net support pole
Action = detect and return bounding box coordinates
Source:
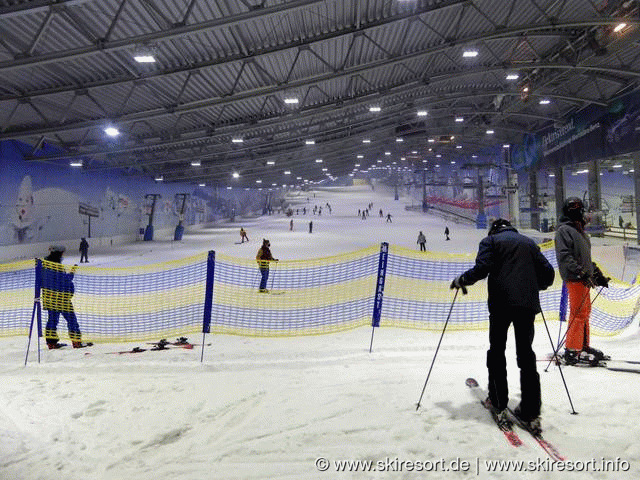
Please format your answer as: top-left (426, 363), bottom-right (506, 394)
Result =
top-left (370, 242), bottom-right (389, 353)
top-left (25, 259), bottom-right (43, 366)
top-left (201, 251), bottom-right (215, 363)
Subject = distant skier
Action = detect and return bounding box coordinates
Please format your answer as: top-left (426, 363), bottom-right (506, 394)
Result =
top-left (256, 239), bottom-right (278, 293)
top-left (417, 231), bottom-right (426, 251)
top-left (240, 227), bottom-right (249, 243)
top-left (379, 208), bottom-right (383, 217)
top-left (386, 213), bottom-right (392, 223)
top-left (361, 211), bottom-right (366, 220)
top-left (445, 226), bottom-right (450, 241)
top-left (79, 237), bottom-right (89, 263)
top-left (450, 218), bottom-right (554, 434)
top-left (309, 221), bottom-right (313, 234)
top-left (290, 219), bottom-right (294, 231)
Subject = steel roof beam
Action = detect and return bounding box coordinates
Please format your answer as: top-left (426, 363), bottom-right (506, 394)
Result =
top-left (2, 46), bottom-right (616, 140)
top-left (0, 0), bottom-right (471, 97)
top-left (21, 81), bottom-right (566, 161)
top-left (0, 0), bottom-right (470, 71)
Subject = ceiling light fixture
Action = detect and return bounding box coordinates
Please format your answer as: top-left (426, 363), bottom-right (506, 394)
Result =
top-left (539, 99), bottom-right (551, 105)
top-left (506, 73), bottom-right (519, 80)
top-left (104, 126), bottom-right (120, 137)
top-left (614, 23), bottom-right (627, 33)
top-left (305, 139), bottom-right (315, 145)
top-left (417, 110), bottom-right (428, 117)
top-left (455, 117), bottom-right (464, 122)
top-left (70, 161), bottom-right (83, 167)
top-left (369, 106), bottom-right (381, 112)
top-left (191, 161), bottom-right (201, 166)
top-left (486, 129), bottom-right (495, 134)
top-left (463, 49), bottom-right (479, 58)
top-left (231, 138), bottom-right (243, 143)
top-left (232, 172), bottom-right (240, 178)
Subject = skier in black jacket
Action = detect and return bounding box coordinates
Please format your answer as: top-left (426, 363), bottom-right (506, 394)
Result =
top-left (450, 219), bottom-right (555, 433)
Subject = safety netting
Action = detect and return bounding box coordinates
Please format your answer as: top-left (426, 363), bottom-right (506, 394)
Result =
top-left (207, 247), bottom-right (379, 336)
top-left (1, 243), bottom-right (639, 343)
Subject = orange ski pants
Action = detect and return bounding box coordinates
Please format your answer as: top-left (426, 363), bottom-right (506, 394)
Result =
top-left (565, 281), bottom-right (591, 351)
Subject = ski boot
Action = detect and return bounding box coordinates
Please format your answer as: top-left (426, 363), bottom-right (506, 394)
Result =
top-left (484, 397), bottom-right (512, 428)
top-left (583, 346), bottom-right (610, 362)
top-left (47, 340), bottom-right (65, 350)
top-left (513, 406), bottom-right (542, 435)
top-left (72, 341), bottom-right (93, 348)
top-left (563, 349), bottom-right (579, 366)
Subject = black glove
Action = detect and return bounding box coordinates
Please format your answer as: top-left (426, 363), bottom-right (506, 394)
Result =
top-left (450, 275), bottom-right (468, 295)
top-left (592, 265), bottom-right (610, 288)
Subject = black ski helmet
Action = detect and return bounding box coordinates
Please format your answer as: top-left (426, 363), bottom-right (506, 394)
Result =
top-left (562, 197), bottom-right (585, 222)
top-left (488, 218), bottom-right (514, 236)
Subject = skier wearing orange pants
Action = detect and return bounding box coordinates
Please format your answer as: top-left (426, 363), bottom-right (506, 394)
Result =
top-left (555, 197), bottom-right (610, 365)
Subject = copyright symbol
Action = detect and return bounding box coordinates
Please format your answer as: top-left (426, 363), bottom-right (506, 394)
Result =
top-left (315, 457), bottom-right (330, 471)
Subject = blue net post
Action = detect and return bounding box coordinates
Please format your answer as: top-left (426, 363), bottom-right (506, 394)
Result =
top-left (556, 281), bottom-right (568, 350)
top-left (201, 250), bottom-right (215, 362)
top-left (25, 259), bottom-right (43, 366)
top-left (370, 242), bottom-right (389, 353)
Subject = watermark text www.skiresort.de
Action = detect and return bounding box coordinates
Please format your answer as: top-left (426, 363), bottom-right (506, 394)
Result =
top-left (314, 456), bottom-right (631, 474)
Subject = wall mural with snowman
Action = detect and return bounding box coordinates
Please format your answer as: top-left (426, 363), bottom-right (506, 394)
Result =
top-left (0, 140), bottom-right (268, 247)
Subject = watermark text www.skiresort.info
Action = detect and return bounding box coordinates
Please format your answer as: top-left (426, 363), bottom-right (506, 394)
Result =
top-left (314, 456), bottom-right (631, 474)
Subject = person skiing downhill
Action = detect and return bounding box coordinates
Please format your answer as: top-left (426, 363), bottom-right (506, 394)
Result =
top-left (555, 197), bottom-right (610, 365)
top-left (240, 227), bottom-right (249, 243)
top-left (417, 231), bottom-right (426, 251)
top-left (450, 219), bottom-right (554, 433)
top-left (445, 226), bottom-right (450, 241)
top-left (256, 239), bottom-right (279, 292)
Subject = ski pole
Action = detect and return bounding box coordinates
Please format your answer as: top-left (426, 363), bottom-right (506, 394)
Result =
top-left (540, 310), bottom-right (577, 414)
top-left (269, 260), bottom-right (278, 291)
top-left (416, 288), bottom-right (459, 411)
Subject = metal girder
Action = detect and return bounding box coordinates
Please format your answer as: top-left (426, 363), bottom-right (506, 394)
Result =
top-left (1, 38), bottom-right (619, 141)
top-left (21, 77), bottom-right (568, 162)
top-left (0, 0), bottom-right (95, 19)
top-left (86, 107), bottom-right (524, 177)
top-left (0, 0), bottom-right (473, 99)
top-left (0, 0), bottom-right (394, 71)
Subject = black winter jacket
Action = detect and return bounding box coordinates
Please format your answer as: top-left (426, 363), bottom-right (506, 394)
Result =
top-left (461, 228), bottom-right (555, 314)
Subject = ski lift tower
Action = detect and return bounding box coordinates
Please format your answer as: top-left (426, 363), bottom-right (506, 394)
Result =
top-left (143, 194), bottom-right (161, 241)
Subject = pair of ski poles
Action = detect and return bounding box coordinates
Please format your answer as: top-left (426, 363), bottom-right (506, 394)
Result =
top-left (255, 260), bottom-right (279, 291)
top-left (415, 285), bottom-right (583, 414)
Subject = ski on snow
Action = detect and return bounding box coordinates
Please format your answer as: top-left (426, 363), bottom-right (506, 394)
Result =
top-left (103, 338), bottom-right (210, 355)
top-left (506, 408), bottom-right (565, 461)
top-left (544, 354), bottom-right (640, 374)
top-left (465, 378), bottom-right (523, 448)
top-left (466, 378), bottom-right (565, 461)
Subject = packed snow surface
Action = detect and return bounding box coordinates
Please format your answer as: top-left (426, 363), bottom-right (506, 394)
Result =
top-left (1, 185), bottom-right (639, 480)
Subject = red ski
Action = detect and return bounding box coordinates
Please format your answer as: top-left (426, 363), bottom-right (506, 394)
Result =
top-left (465, 378), bottom-right (523, 447)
